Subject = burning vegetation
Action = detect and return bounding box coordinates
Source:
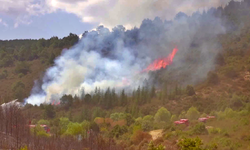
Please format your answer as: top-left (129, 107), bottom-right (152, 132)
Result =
top-left (142, 48), bottom-right (178, 72)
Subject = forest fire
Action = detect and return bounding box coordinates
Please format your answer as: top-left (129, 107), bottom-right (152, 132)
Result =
top-left (51, 101), bottom-right (60, 106)
top-left (142, 48), bottom-right (178, 72)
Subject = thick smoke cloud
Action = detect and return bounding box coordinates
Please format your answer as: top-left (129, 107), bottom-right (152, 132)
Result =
top-left (26, 9), bottom-right (226, 105)
top-left (45, 0), bottom-right (241, 28)
top-left (0, 0), bottom-right (241, 28)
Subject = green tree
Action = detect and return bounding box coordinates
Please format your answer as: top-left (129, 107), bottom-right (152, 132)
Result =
top-left (110, 125), bottom-right (128, 138)
top-left (0, 54), bottom-right (14, 67)
top-left (215, 53), bottom-right (225, 66)
top-left (207, 71), bottom-right (220, 85)
top-left (148, 141), bottom-right (165, 150)
top-left (0, 70), bottom-right (8, 80)
top-left (15, 61), bottom-right (30, 75)
top-left (60, 94), bottom-right (74, 109)
top-left (11, 81), bottom-right (25, 100)
top-left (65, 122), bottom-right (83, 136)
top-left (59, 117), bottom-right (70, 135)
top-left (89, 121), bottom-right (100, 133)
top-left (44, 104), bottom-right (56, 119)
top-left (171, 115), bottom-right (178, 122)
top-left (154, 107), bottom-right (171, 123)
top-left (186, 85), bottom-right (195, 96)
top-left (177, 137), bottom-right (204, 150)
top-left (37, 119), bottom-right (49, 125)
top-left (223, 66), bottom-right (238, 78)
top-left (150, 86), bottom-right (156, 98)
top-left (120, 89), bottom-right (127, 106)
top-left (84, 94), bottom-right (92, 104)
top-left (186, 106), bottom-right (200, 120)
top-left (125, 113), bottom-right (135, 126)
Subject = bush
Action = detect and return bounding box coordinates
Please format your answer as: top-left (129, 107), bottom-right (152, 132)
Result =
top-left (154, 107), bottom-right (171, 123)
top-left (141, 120), bottom-right (153, 131)
top-left (44, 104), bottom-right (56, 119)
top-left (205, 142), bottom-right (218, 150)
top-left (15, 61), bottom-right (31, 75)
top-left (207, 71), bottom-right (220, 85)
top-left (171, 115), bottom-right (178, 122)
top-left (110, 113), bottom-right (125, 121)
top-left (131, 130), bottom-right (152, 145)
top-left (186, 85), bottom-right (195, 96)
top-left (18, 73), bottom-right (24, 78)
top-left (177, 137), bottom-right (205, 150)
top-left (0, 70), bottom-right (8, 79)
top-left (147, 141), bottom-right (165, 150)
top-left (215, 53), bottom-right (225, 66)
top-left (223, 66), bottom-right (238, 78)
top-left (191, 123), bottom-right (208, 135)
top-left (11, 81), bottom-right (26, 100)
top-left (216, 107), bottom-right (239, 120)
top-left (12, 81), bottom-right (25, 92)
top-left (37, 119), bottom-right (50, 125)
top-left (65, 122), bottom-right (83, 136)
top-left (208, 128), bottom-right (221, 134)
top-left (110, 125), bottom-right (128, 138)
top-left (186, 106), bottom-right (200, 120)
top-left (240, 118), bottom-right (249, 125)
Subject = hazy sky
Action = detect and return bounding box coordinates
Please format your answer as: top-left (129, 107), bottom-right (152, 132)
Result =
top-left (0, 0), bottom-right (236, 40)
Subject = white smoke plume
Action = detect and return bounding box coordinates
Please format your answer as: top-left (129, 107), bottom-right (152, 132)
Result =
top-left (26, 6), bottom-right (227, 105)
top-left (45, 0), bottom-right (241, 28)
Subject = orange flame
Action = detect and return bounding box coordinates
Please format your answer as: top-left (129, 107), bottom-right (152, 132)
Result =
top-left (142, 48), bottom-right (178, 72)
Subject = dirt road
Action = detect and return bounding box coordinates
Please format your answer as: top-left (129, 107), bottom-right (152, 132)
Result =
top-left (149, 129), bottom-right (163, 140)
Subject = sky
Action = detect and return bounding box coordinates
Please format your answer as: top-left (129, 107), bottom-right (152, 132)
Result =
top-left (0, 0), bottom-right (239, 40)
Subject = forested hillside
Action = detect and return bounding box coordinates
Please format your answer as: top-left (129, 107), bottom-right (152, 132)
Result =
top-left (0, 33), bottom-right (79, 102)
top-left (1, 0), bottom-right (250, 150)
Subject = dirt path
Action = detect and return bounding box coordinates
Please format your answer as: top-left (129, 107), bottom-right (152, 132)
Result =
top-left (149, 129), bottom-right (163, 140)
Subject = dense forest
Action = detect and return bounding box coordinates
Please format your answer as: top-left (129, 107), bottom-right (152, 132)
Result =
top-left (1, 0), bottom-right (250, 149)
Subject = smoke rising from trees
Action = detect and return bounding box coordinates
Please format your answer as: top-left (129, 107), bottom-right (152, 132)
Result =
top-left (26, 8), bottom-right (227, 105)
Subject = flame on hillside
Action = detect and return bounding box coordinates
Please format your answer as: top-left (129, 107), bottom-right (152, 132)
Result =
top-left (142, 48), bottom-right (178, 72)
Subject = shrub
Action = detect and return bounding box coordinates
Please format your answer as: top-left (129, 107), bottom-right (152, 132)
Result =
top-left (65, 122), bottom-right (84, 136)
top-left (215, 53), bottom-right (225, 66)
top-left (31, 124), bottom-right (50, 137)
top-left (191, 123), bottom-right (208, 135)
top-left (18, 73), bottom-right (24, 78)
top-left (109, 125), bottom-right (128, 138)
top-left (132, 125), bottom-right (142, 134)
top-left (0, 70), bottom-right (7, 79)
top-left (12, 81), bottom-right (25, 92)
top-left (110, 112), bottom-right (125, 121)
top-left (171, 115), bottom-right (178, 122)
top-left (186, 106), bottom-right (200, 120)
top-left (143, 115), bottom-right (154, 122)
top-left (147, 141), bottom-right (165, 150)
top-left (125, 113), bottom-right (135, 126)
top-left (37, 119), bottom-right (49, 125)
top-left (186, 85), bottom-right (195, 96)
top-left (177, 137), bottom-right (205, 150)
top-left (217, 137), bottom-right (231, 147)
top-left (208, 128), bottom-right (221, 134)
top-left (207, 71), bottom-right (220, 85)
top-left (154, 107), bottom-right (171, 123)
top-left (15, 61), bottom-right (31, 75)
top-left (20, 146), bottom-right (28, 150)
top-left (241, 134), bottom-right (250, 141)
top-left (131, 130), bottom-right (152, 145)
top-left (205, 142), bottom-right (218, 150)
top-left (223, 66), bottom-right (238, 78)
top-left (141, 120), bottom-right (153, 131)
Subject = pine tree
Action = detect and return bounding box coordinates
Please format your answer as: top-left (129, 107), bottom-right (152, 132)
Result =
top-left (150, 86), bottom-right (156, 99)
top-left (120, 89), bottom-right (127, 106)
